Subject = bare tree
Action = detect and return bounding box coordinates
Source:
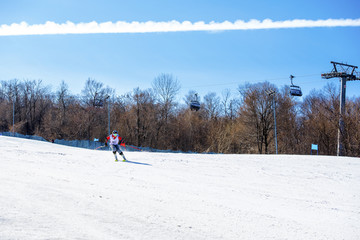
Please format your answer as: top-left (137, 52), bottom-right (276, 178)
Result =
top-left (300, 83), bottom-right (340, 155)
top-left (221, 89), bottom-right (239, 119)
top-left (123, 88), bottom-right (156, 147)
top-left (80, 78), bottom-right (114, 139)
top-left (203, 92), bottom-right (220, 119)
top-left (56, 81), bottom-right (71, 125)
top-left (238, 82), bottom-right (275, 154)
top-left (344, 97), bottom-right (360, 156)
top-left (152, 73), bottom-right (181, 147)
top-left (276, 85), bottom-right (301, 154)
top-left (152, 74), bottom-right (181, 103)
top-left (19, 80), bottom-right (52, 135)
top-left (152, 73), bottom-right (180, 119)
top-left (81, 78), bottom-right (113, 107)
top-left (221, 89), bottom-right (231, 117)
top-left (0, 80), bottom-right (21, 131)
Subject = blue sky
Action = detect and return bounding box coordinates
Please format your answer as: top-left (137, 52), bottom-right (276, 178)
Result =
top-left (0, 0), bottom-right (359, 102)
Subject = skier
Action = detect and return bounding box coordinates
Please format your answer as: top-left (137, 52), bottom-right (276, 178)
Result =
top-left (105, 130), bottom-right (127, 162)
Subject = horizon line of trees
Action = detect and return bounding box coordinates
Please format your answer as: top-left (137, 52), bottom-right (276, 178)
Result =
top-left (0, 74), bottom-right (359, 157)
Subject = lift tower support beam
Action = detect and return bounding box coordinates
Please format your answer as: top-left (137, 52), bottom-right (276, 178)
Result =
top-left (321, 61), bottom-right (360, 156)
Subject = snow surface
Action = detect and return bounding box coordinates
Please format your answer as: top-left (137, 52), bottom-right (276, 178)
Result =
top-left (0, 136), bottom-right (359, 240)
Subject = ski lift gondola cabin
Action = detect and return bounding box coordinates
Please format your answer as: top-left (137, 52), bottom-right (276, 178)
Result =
top-left (190, 100), bottom-right (200, 111)
top-left (190, 93), bottom-right (201, 111)
top-left (289, 75), bottom-right (303, 97)
top-left (290, 85), bottom-right (303, 97)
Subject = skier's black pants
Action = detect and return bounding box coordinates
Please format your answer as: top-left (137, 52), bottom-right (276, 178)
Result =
top-left (110, 144), bottom-right (123, 155)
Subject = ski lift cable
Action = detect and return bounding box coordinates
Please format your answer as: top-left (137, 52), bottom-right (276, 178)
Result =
top-left (192, 72), bottom-right (358, 98)
top-left (182, 73), bottom-right (321, 90)
top-left (181, 72), bottom-right (335, 98)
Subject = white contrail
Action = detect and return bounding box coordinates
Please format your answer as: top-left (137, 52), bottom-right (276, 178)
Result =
top-left (1, 18), bottom-right (360, 36)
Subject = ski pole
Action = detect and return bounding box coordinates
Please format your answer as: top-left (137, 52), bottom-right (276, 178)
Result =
top-left (95, 145), bottom-right (106, 150)
top-left (120, 138), bottom-right (142, 151)
top-left (126, 145), bottom-right (142, 151)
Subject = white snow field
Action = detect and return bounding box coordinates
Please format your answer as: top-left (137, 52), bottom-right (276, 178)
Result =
top-left (0, 136), bottom-right (359, 240)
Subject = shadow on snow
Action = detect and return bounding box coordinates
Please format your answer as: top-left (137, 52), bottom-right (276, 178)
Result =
top-left (124, 160), bottom-right (152, 166)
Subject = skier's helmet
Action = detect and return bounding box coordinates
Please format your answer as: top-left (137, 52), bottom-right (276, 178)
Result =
top-left (112, 130), bottom-right (118, 135)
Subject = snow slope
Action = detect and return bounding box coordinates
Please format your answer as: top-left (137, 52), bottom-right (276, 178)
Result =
top-left (0, 136), bottom-right (359, 240)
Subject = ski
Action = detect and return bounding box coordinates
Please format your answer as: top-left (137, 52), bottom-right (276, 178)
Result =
top-left (113, 154), bottom-right (127, 162)
top-left (121, 153), bottom-right (127, 162)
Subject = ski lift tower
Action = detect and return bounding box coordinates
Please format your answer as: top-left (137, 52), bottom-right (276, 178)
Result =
top-left (321, 61), bottom-right (360, 156)
top-left (265, 89), bottom-right (278, 154)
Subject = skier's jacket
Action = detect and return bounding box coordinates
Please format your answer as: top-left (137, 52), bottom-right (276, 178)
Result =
top-left (106, 134), bottom-right (123, 146)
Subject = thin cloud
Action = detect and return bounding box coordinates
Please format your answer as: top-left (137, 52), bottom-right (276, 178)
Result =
top-left (1, 18), bottom-right (360, 36)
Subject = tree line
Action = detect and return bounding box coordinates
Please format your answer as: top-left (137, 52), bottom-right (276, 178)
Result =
top-left (0, 75), bottom-right (359, 157)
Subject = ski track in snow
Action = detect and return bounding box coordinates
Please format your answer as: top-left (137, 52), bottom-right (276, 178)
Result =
top-left (0, 136), bottom-right (359, 239)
